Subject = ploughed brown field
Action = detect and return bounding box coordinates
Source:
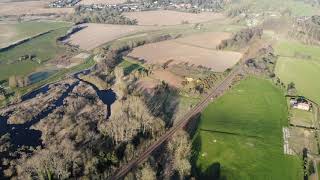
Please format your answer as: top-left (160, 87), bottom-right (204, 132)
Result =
top-left (174, 32), bottom-right (231, 49)
top-left (123, 10), bottom-right (225, 26)
top-left (151, 70), bottom-right (184, 88)
top-left (0, 1), bottom-right (73, 16)
top-left (65, 23), bottom-right (154, 50)
top-left (78, 0), bottom-right (126, 5)
top-left (128, 32), bottom-right (242, 72)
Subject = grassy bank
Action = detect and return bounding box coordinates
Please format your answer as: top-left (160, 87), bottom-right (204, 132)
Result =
top-left (193, 77), bottom-right (302, 179)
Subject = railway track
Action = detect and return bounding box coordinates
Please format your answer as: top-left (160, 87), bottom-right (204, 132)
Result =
top-left (110, 65), bottom-right (243, 180)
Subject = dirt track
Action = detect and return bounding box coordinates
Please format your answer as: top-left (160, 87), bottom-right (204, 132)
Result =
top-left (110, 65), bottom-right (243, 180)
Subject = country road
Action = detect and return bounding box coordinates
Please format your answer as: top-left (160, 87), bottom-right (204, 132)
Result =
top-left (110, 65), bottom-right (243, 180)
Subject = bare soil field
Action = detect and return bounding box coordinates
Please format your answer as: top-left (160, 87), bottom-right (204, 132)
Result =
top-left (151, 70), bottom-right (183, 88)
top-left (0, 1), bottom-right (73, 16)
top-left (123, 10), bottom-right (225, 26)
top-left (65, 23), bottom-right (154, 50)
top-left (174, 32), bottom-right (231, 49)
top-left (128, 39), bottom-right (242, 72)
top-left (136, 77), bottom-right (159, 93)
top-left (78, 0), bottom-right (126, 5)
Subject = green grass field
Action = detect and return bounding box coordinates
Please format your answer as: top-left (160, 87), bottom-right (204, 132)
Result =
top-left (16, 57), bottom-right (95, 96)
top-left (233, 0), bottom-right (319, 16)
top-left (290, 108), bottom-right (315, 127)
top-left (275, 40), bottom-right (320, 60)
top-left (0, 21), bottom-right (71, 47)
top-left (193, 77), bottom-right (302, 180)
top-left (275, 40), bottom-right (320, 104)
top-left (0, 27), bottom-right (70, 80)
top-left (118, 58), bottom-right (145, 75)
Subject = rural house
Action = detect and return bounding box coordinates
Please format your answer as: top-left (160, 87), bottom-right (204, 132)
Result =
top-left (290, 98), bottom-right (312, 111)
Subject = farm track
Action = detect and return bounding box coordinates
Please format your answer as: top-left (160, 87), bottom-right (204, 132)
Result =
top-left (110, 65), bottom-right (243, 180)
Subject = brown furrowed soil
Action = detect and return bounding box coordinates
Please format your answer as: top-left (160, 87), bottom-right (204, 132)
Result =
top-left (128, 37), bottom-right (242, 72)
top-left (123, 10), bottom-right (225, 26)
top-left (0, 1), bottom-right (73, 16)
top-left (151, 70), bottom-right (183, 88)
top-left (65, 23), bottom-right (154, 50)
top-left (174, 32), bottom-right (232, 49)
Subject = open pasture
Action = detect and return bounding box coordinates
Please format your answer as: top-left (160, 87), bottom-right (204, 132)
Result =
top-left (65, 23), bottom-right (154, 50)
top-left (193, 77), bottom-right (302, 179)
top-left (0, 1), bottom-right (73, 16)
top-left (275, 40), bottom-right (320, 104)
top-left (0, 27), bottom-right (70, 80)
top-left (0, 21), bottom-right (70, 48)
top-left (128, 34), bottom-right (242, 72)
top-left (123, 10), bottom-right (225, 26)
top-left (235, 0), bottom-right (320, 17)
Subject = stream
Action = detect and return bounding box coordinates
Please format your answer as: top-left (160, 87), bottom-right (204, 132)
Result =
top-left (0, 81), bottom-right (79, 147)
top-left (0, 68), bottom-right (117, 148)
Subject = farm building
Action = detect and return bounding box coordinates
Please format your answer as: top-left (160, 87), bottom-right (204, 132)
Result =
top-left (290, 98), bottom-right (312, 111)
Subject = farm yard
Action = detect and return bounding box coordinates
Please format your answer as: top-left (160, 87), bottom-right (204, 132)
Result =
top-left (0, 0), bottom-right (73, 16)
top-left (64, 23), bottom-right (155, 50)
top-left (123, 10), bottom-right (225, 26)
top-left (193, 77), bottom-right (303, 180)
top-left (275, 40), bottom-right (320, 104)
top-left (128, 32), bottom-right (242, 72)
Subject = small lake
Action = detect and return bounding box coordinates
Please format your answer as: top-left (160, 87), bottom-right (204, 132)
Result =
top-left (28, 70), bottom-right (58, 85)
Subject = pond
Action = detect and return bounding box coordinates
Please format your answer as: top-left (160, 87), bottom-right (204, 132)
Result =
top-left (77, 78), bottom-right (117, 118)
top-left (28, 70), bottom-right (58, 85)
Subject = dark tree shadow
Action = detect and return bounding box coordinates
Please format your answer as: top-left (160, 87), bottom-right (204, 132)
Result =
top-left (201, 162), bottom-right (221, 180)
top-left (0, 81), bottom-right (80, 178)
top-left (143, 83), bottom-right (180, 127)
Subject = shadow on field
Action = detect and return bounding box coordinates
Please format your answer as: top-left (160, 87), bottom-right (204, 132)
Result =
top-left (191, 132), bottom-right (223, 180)
top-left (199, 128), bottom-right (264, 139)
top-left (190, 113), bottom-right (228, 180)
top-left (144, 84), bottom-right (180, 127)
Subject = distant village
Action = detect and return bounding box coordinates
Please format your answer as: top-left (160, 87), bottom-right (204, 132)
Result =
top-left (48, 0), bottom-right (217, 12)
top-left (49, 0), bottom-right (81, 8)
